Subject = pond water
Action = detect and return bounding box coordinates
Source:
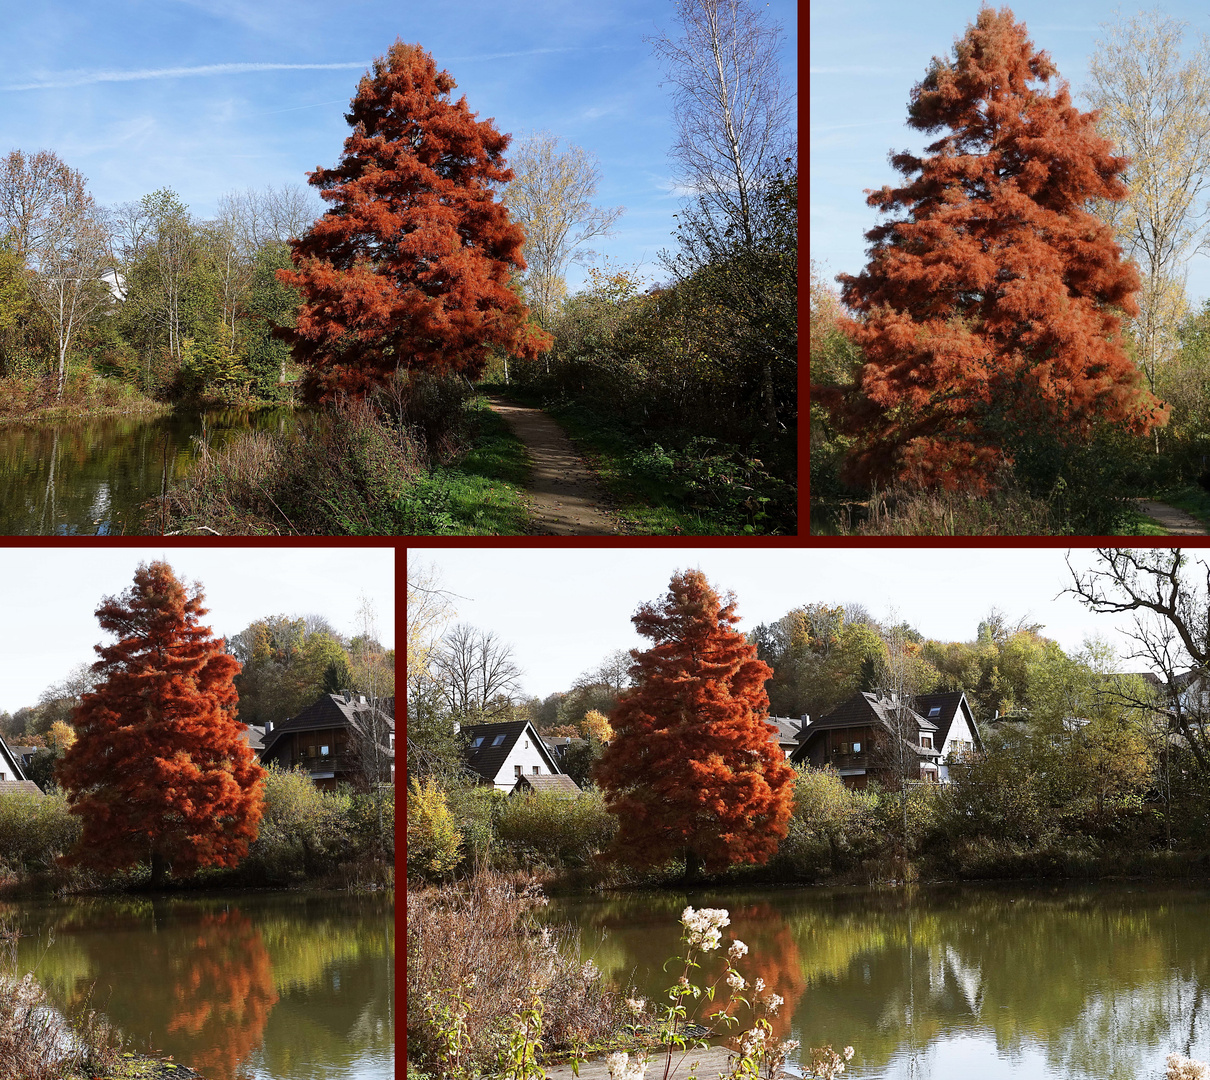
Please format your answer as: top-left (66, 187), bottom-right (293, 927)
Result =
top-left (547, 882), bottom-right (1210, 1080)
top-left (0, 408), bottom-right (298, 535)
top-left (8, 890), bottom-right (394, 1080)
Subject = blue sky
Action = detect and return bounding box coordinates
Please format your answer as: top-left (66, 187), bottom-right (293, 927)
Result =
top-left (1, 0), bottom-right (796, 294)
top-left (810, 0), bottom-right (1210, 308)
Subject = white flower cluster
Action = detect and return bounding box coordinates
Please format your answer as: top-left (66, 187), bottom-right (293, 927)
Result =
top-left (1168, 1055), bottom-right (1210, 1080)
top-left (625, 995), bottom-right (647, 1015)
top-left (726, 969), bottom-right (746, 991)
top-left (740, 1027), bottom-right (767, 1056)
top-left (607, 1050), bottom-right (650, 1080)
top-left (681, 906), bottom-right (731, 951)
top-left (728, 939), bottom-right (748, 962)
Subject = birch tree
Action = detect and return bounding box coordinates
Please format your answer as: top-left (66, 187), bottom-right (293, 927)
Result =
top-left (21, 166), bottom-right (111, 396)
top-left (1087, 9), bottom-right (1210, 390)
top-left (504, 132), bottom-right (623, 323)
top-left (648, 0), bottom-right (794, 250)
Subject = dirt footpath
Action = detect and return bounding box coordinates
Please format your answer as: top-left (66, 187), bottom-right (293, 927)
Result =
top-left (1134, 499), bottom-right (1209, 536)
top-left (486, 395), bottom-right (619, 536)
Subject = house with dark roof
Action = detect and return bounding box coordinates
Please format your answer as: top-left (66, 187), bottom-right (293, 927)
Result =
top-left (914, 691), bottom-right (982, 780)
top-left (462, 719), bottom-right (564, 791)
top-left (511, 773), bottom-right (581, 797)
top-left (789, 690), bottom-right (943, 789)
top-left (0, 733), bottom-right (42, 797)
top-left (766, 715), bottom-right (810, 757)
top-left (259, 691), bottom-right (395, 790)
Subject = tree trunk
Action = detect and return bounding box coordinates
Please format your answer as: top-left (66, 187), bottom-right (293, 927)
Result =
top-left (150, 849), bottom-right (167, 889)
top-left (683, 847), bottom-right (703, 883)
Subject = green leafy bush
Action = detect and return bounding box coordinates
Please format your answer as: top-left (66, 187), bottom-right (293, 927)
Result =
top-left (493, 789), bottom-right (616, 869)
top-left (0, 793), bottom-right (80, 874)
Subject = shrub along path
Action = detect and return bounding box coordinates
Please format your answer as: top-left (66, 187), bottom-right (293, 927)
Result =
top-left (1134, 499), bottom-right (1209, 536)
top-left (486, 394), bottom-right (619, 535)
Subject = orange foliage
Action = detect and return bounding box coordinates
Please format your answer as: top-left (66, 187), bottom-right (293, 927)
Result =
top-left (57, 561), bottom-right (265, 882)
top-left (166, 911), bottom-right (279, 1080)
top-left (277, 39), bottom-right (550, 401)
top-left (813, 7), bottom-right (1166, 492)
top-left (593, 571), bottom-right (795, 874)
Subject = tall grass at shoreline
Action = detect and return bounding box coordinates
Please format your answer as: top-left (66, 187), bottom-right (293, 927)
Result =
top-left (0, 921), bottom-right (124, 1080)
top-left (406, 869), bottom-right (633, 1076)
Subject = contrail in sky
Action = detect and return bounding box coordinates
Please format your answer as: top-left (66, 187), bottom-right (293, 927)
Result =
top-left (4, 47), bottom-right (589, 92)
top-left (3, 62), bottom-right (371, 91)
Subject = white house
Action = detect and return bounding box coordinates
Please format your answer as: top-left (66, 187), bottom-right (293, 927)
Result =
top-left (463, 719), bottom-right (564, 791)
top-left (914, 691), bottom-right (981, 781)
top-left (0, 732), bottom-right (43, 796)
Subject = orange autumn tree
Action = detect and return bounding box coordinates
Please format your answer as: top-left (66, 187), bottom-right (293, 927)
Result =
top-left (814, 5), bottom-right (1166, 492)
top-left (593, 570), bottom-right (795, 879)
top-left (57, 562), bottom-right (265, 887)
top-left (277, 39), bottom-right (550, 401)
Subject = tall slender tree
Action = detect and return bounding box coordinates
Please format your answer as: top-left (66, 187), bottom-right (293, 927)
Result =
top-left (593, 569), bottom-right (795, 878)
top-left (57, 561), bottom-right (265, 886)
top-left (277, 39), bottom-right (550, 400)
top-left (817, 6), bottom-right (1165, 492)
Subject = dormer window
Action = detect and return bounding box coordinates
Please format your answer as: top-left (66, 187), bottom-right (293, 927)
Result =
top-left (471, 736), bottom-right (485, 749)
top-left (492, 735), bottom-right (506, 746)
top-left (928, 706), bottom-right (941, 718)
top-left (921, 735), bottom-right (933, 749)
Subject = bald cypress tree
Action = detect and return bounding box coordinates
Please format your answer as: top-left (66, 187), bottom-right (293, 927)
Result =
top-left (592, 570), bottom-right (795, 879)
top-left (58, 561), bottom-right (265, 886)
top-left (278, 39), bottom-right (550, 401)
top-left (815, 6), bottom-right (1166, 492)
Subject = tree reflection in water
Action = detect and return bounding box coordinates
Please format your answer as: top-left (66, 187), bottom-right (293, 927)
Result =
top-left (9, 892), bottom-right (392, 1080)
top-left (548, 884), bottom-right (1210, 1080)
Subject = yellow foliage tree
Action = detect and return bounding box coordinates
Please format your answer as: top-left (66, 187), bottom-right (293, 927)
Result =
top-left (406, 778), bottom-right (462, 881)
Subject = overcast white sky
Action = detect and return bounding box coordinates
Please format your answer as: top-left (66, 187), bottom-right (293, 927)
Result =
top-left (0, 546), bottom-right (395, 714)
top-left (409, 547), bottom-right (1158, 702)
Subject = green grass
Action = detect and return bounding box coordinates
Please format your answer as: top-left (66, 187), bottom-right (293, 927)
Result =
top-left (1113, 511), bottom-right (1169, 536)
top-left (399, 397), bottom-right (532, 535)
top-left (534, 400), bottom-right (793, 535)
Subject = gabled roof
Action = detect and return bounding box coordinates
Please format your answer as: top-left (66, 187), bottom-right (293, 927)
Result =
top-left (913, 690), bottom-right (980, 750)
top-left (0, 732), bottom-right (31, 784)
top-left (790, 691), bottom-right (940, 766)
top-left (462, 720), bottom-right (561, 784)
top-left (512, 773), bottom-right (581, 797)
top-left (261, 692), bottom-right (394, 758)
top-left (0, 780), bottom-right (42, 797)
top-left (767, 717), bottom-right (807, 748)
top-left (804, 691), bottom-right (937, 734)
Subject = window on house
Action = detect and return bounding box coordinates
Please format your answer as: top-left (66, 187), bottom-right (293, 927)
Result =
top-left (852, 741), bottom-right (862, 753)
top-left (471, 736), bottom-right (485, 749)
top-left (515, 765), bottom-right (522, 777)
top-left (921, 736), bottom-right (933, 748)
top-left (840, 742), bottom-right (850, 754)
top-left (928, 706), bottom-right (941, 718)
top-left (492, 735), bottom-right (507, 746)
top-left (533, 765), bottom-right (540, 775)
top-left (524, 740), bottom-right (529, 749)
top-left (321, 745), bottom-right (330, 757)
